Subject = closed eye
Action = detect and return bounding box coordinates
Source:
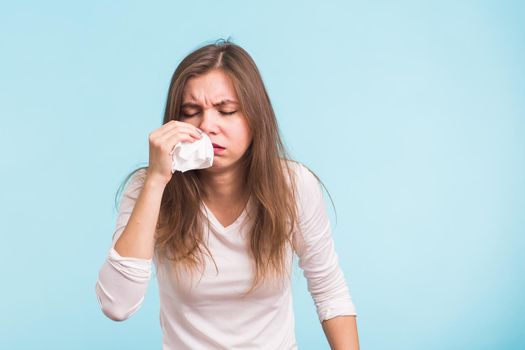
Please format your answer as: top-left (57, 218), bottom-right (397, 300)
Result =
top-left (180, 112), bottom-right (198, 118)
top-left (180, 110), bottom-right (237, 118)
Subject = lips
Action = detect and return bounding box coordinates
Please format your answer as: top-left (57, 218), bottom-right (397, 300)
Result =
top-left (212, 143), bottom-right (225, 149)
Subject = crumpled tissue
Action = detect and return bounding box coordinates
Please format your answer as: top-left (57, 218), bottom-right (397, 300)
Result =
top-left (171, 130), bottom-right (214, 173)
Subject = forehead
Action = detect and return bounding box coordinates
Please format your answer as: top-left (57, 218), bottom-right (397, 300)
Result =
top-left (182, 69), bottom-right (238, 103)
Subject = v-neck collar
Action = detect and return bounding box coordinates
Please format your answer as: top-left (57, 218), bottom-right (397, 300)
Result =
top-left (201, 196), bottom-right (252, 232)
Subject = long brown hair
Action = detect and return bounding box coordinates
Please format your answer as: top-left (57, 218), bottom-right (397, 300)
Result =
top-left (115, 39), bottom-right (336, 295)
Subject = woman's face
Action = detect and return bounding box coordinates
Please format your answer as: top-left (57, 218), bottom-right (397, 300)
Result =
top-left (180, 68), bottom-right (252, 171)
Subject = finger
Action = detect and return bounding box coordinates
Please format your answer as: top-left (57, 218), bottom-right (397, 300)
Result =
top-left (160, 123), bottom-right (203, 142)
top-left (174, 120), bottom-right (204, 135)
top-left (166, 132), bottom-right (199, 155)
top-left (158, 120), bottom-right (202, 139)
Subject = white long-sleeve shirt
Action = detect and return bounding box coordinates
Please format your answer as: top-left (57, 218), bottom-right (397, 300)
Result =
top-left (95, 160), bottom-right (356, 349)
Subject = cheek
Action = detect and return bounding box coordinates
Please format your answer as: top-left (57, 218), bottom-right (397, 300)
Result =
top-left (185, 119), bottom-right (199, 128)
top-left (239, 119), bottom-right (252, 143)
top-left (239, 126), bottom-right (252, 146)
top-left (177, 117), bottom-right (195, 126)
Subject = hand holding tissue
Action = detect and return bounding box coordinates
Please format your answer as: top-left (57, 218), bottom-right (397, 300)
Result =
top-left (171, 131), bottom-right (214, 173)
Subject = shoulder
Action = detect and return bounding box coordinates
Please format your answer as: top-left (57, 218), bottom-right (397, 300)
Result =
top-left (280, 159), bottom-right (322, 203)
top-left (131, 167), bottom-right (148, 182)
top-left (281, 159), bottom-right (320, 188)
top-left (121, 167), bottom-right (148, 199)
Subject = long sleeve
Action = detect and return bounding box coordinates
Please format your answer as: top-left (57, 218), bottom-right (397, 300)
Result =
top-left (292, 163), bottom-right (357, 323)
top-left (95, 169), bottom-right (153, 322)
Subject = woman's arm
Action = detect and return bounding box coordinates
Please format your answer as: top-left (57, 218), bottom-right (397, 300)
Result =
top-left (322, 315), bottom-right (360, 350)
top-left (291, 163), bottom-right (359, 348)
top-left (95, 169), bottom-right (163, 321)
top-left (113, 170), bottom-right (166, 259)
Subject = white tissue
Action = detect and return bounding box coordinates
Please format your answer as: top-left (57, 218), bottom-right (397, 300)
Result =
top-left (171, 131), bottom-right (214, 173)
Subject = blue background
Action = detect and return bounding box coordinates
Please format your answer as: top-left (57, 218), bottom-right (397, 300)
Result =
top-left (1, 1), bottom-right (524, 349)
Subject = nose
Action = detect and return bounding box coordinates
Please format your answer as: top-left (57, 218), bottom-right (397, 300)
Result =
top-left (197, 109), bottom-right (220, 134)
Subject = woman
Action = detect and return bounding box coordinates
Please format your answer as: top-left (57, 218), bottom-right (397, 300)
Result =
top-left (95, 40), bottom-right (359, 349)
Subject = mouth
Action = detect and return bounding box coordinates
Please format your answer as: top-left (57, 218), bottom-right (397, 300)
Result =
top-left (212, 143), bottom-right (225, 149)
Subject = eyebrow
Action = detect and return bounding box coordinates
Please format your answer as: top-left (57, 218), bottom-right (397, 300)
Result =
top-left (181, 99), bottom-right (239, 108)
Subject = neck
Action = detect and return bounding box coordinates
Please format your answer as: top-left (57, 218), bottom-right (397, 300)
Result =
top-left (198, 166), bottom-right (249, 204)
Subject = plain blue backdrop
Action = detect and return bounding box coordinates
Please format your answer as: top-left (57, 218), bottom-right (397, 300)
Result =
top-left (1, 1), bottom-right (524, 349)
